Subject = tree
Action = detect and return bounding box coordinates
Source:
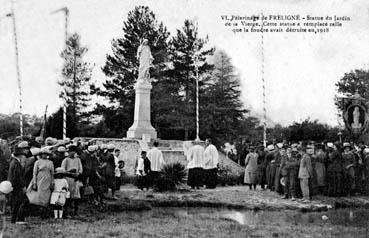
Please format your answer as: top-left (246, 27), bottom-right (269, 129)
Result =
top-left (59, 32), bottom-right (93, 138)
top-left (0, 113), bottom-right (42, 139)
top-left (93, 6), bottom-right (170, 137)
top-left (200, 50), bottom-right (246, 145)
top-left (335, 69), bottom-right (369, 109)
top-left (165, 19), bottom-right (214, 140)
top-left (283, 118), bottom-right (338, 142)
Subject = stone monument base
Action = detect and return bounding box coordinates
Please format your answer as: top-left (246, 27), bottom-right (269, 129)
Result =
top-left (126, 126), bottom-right (157, 140)
top-left (74, 137), bottom-right (244, 177)
top-left (126, 81), bottom-right (157, 139)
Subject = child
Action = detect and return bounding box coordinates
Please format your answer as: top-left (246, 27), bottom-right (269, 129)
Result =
top-left (136, 151), bottom-right (151, 190)
top-left (50, 167), bottom-right (69, 219)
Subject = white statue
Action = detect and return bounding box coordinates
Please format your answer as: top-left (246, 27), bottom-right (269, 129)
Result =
top-left (352, 106), bottom-right (362, 129)
top-left (136, 39), bottom-right (153, 83)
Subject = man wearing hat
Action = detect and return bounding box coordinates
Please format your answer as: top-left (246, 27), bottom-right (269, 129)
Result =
top-left (17, 141), bottom-right (31, 164)
top-left (8, 147), bottom-right (28, 224)
top-left (52, 146), bottom-right (67, 169)
top-left (342, 142), bottom-right (356, 195)
top-left (256, 145), bottom-right (267, 190)
top-left (298, 145), bottom-right (313, 202)
top-left (326, 142), bottom-right (343, 197)
top-left (281, 146), bottom-right (300, 200)
top-left (265, 144), bottom-right (276, 191)
top-left (80, 145), bottom-right (98, 198)
top-left (24, 147), bottom-right (41, 187)
top-left (103, 144), bottom-right (118, 199)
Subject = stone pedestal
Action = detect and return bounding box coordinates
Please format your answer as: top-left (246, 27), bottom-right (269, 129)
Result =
top-left (126, 81), bottom-right (157, 139)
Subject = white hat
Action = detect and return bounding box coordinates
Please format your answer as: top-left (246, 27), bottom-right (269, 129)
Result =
top-left (17, 141), bottom-right (29, 148)
top-left (364, 148), bottom-right (369, 154)
top-left (327, 142), bottom-right (334, 148)
top-left (40, 146), bottom-right (52, 155)
top-left (55, 167), bottom-right (66, 174)
top-left (107, 144), bottom-right (115, 150)
top-left (45, 137), bottom-right (57, 146)
top-left (276, 143), bottom-right (284, 149)
top-left (88, 145), bottom-right (96, 152)
top-left (267, 145), bottom-right (275, 151)
top-left (0, 181), bottom-right (13, 194)
top-left (57, 146), bottom-right (66, 153)
top-left (30, 147), bottom-right (41, 156)
top-left (100, 144), bottom-right (107, 150)
top-left (343, 142), bottom-right (351, 148)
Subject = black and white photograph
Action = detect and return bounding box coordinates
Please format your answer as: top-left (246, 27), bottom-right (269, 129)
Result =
top-left (1, 0), bottom-right (369, 237)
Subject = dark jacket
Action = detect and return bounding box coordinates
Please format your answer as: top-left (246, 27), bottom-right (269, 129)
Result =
top-left (144, 157), bottom-right (151, 175)
top-left (8, 157), bottom-right (25, 191)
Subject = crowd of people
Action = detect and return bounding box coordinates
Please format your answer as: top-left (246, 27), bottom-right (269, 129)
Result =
top-left (5, 134), bottom-right (369, 224)
top-left (3, 137), bottom-right (125, 224)
top-left (241, 141), bottom-right (369, 201)
top-left (3, 137), bottom-right (221, 225)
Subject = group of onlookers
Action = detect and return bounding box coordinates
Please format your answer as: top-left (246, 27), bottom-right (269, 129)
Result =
top-left (242, 141), bottom-right (369, 201)
top-left (3, 137), bottom-right (124, 224)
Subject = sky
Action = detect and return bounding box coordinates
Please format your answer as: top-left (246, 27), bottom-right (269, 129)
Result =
top-left (1, 0), bottom-right (369, 127)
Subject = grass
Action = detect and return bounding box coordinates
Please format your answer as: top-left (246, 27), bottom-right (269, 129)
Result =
top-left (3, 208), bottom-right (368, 238)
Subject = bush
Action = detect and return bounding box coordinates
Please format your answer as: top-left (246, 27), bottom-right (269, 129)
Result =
top-left (154, 163), bottom-right (187, 191)
top-left (217, 165), bottom-right (243, 186)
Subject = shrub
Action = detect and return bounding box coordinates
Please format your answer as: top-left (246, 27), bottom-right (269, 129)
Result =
top-left (154, 162), bottom-right (187, 191)
top-left (217, 165), bottom-right (243, 186)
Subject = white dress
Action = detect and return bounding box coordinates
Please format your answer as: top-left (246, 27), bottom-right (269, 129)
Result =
top-left (50, 178), bottom-right (69, 206)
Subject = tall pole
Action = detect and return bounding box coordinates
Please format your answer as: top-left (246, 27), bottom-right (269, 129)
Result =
top-left (195, 59), bottom-right (200, 142)
top-left (261, 13), bottom-right (267, 147)
top-left (9, 1), bottom-right (23, 137)
top-left (52, 7), bottom-right (69, 140)
top-left (193, 43), bottom-right (200, 142)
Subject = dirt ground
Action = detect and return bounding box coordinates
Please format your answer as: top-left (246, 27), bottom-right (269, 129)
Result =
top-left (3, 185), bottom-right (369, 237)
top-left (113, 184), bottom-right (366, 212)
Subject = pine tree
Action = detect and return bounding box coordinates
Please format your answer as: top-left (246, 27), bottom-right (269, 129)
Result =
top-left (93, 6), bottom-right (170, 136)
top-left (166, 19), bottom-right (214, 140)
top-left (58, 32), bottom-right (93, 137)
top-left (201, 50), bottom-right (247, 144)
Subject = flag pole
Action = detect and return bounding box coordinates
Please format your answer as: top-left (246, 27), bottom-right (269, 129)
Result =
top-left (10, 1), bottom-right (23, 137)
top-left (51, 7), bottom-right (69, 139)
top-left (261, 12), bottom-right (267, 147)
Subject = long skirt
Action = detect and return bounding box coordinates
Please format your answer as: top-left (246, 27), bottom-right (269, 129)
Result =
top-left (65, 177), bottom-right (81, 199)
top-left (26, 170), bottom-right (52, 207)
top-left (204, 168), bottom-right (218, 189)
top-left (187, 168), bottom-right (204, 188)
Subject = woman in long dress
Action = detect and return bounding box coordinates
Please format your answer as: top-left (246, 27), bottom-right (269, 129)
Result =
top-left (61, 145), bottom-right (83, 216)
top-left (244, 147), bottom-right (259, 190)
top-left (26, 148), bottom-right (54, 207)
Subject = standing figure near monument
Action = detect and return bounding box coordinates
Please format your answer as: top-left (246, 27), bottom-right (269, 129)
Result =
top-left (147, 141), bottom-right (165, 183)
top-left (203, 139), bottom-right (219, 189)
top-left (244, 146), bottom-right (259, 190)
top-left (187, 141), bottom-right (205, 189)
top-left (137, 39), bottom-right (153, 82)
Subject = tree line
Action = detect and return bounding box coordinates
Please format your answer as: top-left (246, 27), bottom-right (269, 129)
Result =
top-left (10, 5), bottom-right (362, 146)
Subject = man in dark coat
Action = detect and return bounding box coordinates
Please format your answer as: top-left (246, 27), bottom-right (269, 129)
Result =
top-left (8, 146), bottom-right (28, 224)
top-left (326, 143), bottom-right (343, 197)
